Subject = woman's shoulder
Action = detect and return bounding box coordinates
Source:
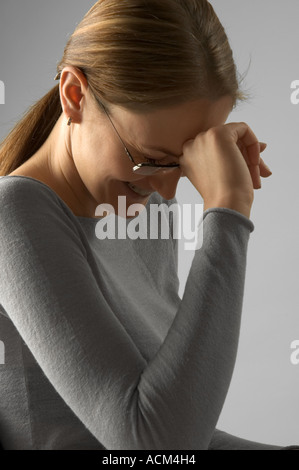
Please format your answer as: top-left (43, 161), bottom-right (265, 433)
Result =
top-left (0, 175), bottom-right (70, 210)
top-left (0, 175), bottom-right (76, 226)
top-left (0, 174), bottom-right (59, 200)
top-left (0, 175), bottom-right (90, 257)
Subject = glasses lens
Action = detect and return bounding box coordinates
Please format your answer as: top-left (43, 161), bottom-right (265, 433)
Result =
top-left (133, 165), bottom-right (180, 175)
top-left (132, 165), bottom-right (163, 175)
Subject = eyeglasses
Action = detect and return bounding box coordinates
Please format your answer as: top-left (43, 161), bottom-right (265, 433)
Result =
top-left (96, 99), bottom-right (181, 175)
top-left (54, 70), bottom-right (180, 174)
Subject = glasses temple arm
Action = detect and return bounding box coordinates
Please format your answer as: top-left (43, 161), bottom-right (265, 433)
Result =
top-left (95, 97), bottom-right (135, 164)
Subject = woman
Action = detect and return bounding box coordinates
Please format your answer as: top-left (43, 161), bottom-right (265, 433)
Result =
top-left (0, 0), bottom-right (297, 450)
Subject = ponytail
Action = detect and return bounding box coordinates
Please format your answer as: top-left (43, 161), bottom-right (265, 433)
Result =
top-left (0, 84), bottom-right (62, 175)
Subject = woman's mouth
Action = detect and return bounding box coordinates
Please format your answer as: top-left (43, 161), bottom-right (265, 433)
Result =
top-left (125, 182), bottom-right (153, 198)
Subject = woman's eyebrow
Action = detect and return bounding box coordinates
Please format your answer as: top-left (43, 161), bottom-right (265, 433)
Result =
top-left (142, 144), bottom-right (181, 158)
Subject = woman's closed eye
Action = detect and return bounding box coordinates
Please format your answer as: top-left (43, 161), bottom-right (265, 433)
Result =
top-left (130, 142), bottom-right (180, 165)
top-left (144, 156), bottom-right (166, 165)
top-left (143, 155), bottom-right (178, 165)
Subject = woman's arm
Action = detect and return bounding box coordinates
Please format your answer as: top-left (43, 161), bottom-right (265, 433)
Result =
top-left (0, 176), bottom-right (253, 450)
top-left (208, 429), bottom-right (283, 450)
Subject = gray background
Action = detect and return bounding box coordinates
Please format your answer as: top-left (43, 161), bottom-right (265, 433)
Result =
top-left (0, 0), bottom-right (298, 446)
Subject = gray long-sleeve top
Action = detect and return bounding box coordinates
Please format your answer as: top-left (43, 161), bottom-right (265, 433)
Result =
top-left (0, 175), bottom-right (255, 450)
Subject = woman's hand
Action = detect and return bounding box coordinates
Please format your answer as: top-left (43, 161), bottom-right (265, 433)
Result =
top-left (179, 122), bottom-right (272, 218)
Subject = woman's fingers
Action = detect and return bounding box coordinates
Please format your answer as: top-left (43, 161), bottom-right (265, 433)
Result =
top-left (249, 163), bottom-right (261, 189)
top-left (241, 138), bottom-right (271, 175)
top-left (248, 155), bottom-right (272, 190)
top-left (260, 142), bottom-right (267, 153)
top-left (226, 122), bottom-right (262, 168)
top-left (237, 141), bottom-right (271, 188)
top-left (258, 143), bottom-right (272, 178)
top-left (260, 157), bottom-right (272, 177)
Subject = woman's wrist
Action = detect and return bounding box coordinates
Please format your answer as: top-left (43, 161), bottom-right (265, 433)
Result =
top-left (204, 196), bottom-right (253, 219)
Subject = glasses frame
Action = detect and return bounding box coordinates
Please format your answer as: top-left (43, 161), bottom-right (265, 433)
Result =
top-left (95, 98), bottom-right (181, 175)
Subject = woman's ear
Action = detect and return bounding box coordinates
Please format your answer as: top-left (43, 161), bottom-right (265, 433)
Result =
top-left (59, 66), bottom-right (88, 125)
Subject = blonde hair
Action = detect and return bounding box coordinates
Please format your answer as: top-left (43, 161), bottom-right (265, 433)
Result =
top-left (0, 0), bottom-right (246, 175)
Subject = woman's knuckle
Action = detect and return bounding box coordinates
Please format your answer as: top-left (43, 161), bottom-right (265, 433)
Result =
top-left (206, 126), bottom-right (226, 143)
top-left (182, 139), bottom-right (193, 153)
top-left (206, 126), bottom-right (219, 139)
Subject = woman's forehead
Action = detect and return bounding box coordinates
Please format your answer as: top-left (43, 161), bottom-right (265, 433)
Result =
top-left (112, 96), bottom-right (233, 151)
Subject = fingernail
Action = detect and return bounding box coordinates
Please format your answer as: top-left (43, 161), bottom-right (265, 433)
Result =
top-left (264, 164), bottom-right (272, 173)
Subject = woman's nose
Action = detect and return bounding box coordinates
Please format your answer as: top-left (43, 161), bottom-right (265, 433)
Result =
top-left (149, 168), bottom-right (182, 200)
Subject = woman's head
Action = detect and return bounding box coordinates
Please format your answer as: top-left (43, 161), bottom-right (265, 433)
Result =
top-left (55, 66), bottom-right (233, 217)
top-left (0, 0), bottom-right (244, 217)
top-left (56, 0), bottom-right (243, 111)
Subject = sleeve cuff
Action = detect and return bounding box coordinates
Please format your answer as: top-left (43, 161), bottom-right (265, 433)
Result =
top-left (203, 207), bottom-right (255, 233)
